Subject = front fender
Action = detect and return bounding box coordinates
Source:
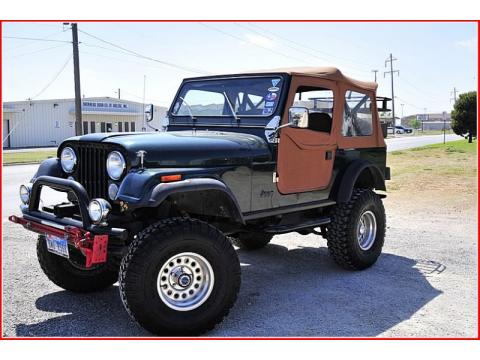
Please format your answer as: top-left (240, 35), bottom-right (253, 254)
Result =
top-left (32, 158), bottom-right (63, 181)
top-left (116, 172), bottom-right (244, 224)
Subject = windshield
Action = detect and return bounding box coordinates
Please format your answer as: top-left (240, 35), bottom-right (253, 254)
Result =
top-left (171, 77), bottom-right (284, 118)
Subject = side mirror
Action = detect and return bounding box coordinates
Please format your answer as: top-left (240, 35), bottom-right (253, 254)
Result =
top-left (288, 107), bottom-right (309, 128)
top-left (145, 104), bottom-right (154, 122)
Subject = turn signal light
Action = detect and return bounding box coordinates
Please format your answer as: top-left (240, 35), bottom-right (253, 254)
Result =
top-left (161, 174), bottom-right (182, 183)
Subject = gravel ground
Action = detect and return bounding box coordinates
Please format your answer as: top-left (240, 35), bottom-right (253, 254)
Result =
top-left (2, 189), bottom-right (477, 337)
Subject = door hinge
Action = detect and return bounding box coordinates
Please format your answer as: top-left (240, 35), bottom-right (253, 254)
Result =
top-left (273, 172), bottom-right (279, 183)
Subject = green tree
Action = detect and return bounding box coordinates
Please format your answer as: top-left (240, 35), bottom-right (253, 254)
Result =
top-left (451, 91), bottom-right (477, 143)
top-left (409, 117), bottom-right (422, 131)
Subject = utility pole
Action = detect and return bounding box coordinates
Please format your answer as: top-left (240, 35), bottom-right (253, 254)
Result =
top-left (142, 75), bottom-right (146, 132)
top-left (450, 87), bottom-right (458, 103)
top-left (442, 111), bottom-right (447, 144)
top-left (372, 69), bottom-right (378, 82)
top-left (69, 23), bottom-right (82, 136)
top-left (384, 54), bottom-right (399, 130)
top-left (400, 103), bottom-right (404, 122)
top-left (422, 107), bottom-right (427, 132)
top-left (117, 88), bottom-right (121, 99)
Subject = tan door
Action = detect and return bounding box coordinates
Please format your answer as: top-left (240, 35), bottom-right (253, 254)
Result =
top-left (276, 76), bottom-right (339, 194)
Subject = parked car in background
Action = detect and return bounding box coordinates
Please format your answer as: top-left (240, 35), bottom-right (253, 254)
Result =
top-left (395, 125), bottom-right (413, 134)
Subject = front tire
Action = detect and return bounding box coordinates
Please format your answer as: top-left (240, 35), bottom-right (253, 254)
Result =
top-left (326, 188), bottom-right (386, 270)
top-left (119, 218), bottom-right (241, 336)
top-left (36, 235), bottom-right (119, 293)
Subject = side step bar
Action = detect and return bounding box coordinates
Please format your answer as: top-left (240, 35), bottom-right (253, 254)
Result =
top-left (264, 217), bottom-right (330, 234)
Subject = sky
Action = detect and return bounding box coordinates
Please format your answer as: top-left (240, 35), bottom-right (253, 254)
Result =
top-left (2, 21), bottom-right (478, 116)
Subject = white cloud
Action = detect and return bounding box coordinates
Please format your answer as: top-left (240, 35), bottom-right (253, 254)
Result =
top-left (456, 38), bottom-right (477, 50)
top-left (244, 33), bottom-right (276, 49)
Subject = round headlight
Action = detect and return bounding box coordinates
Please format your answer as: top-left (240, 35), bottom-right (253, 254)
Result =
top-left (106, 151), bottom-right (126, 180)
top-left (108, 183), bottom-right (119, 200)
top-left (60, 147), bottom-right (77, 173)
top-left (88, 199), bottom-right (111, 224)
top-left (19, 184), bottom-right (32, 205)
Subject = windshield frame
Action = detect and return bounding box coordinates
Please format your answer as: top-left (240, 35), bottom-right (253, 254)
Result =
top-left (168, 74), bottom-right (288, 121)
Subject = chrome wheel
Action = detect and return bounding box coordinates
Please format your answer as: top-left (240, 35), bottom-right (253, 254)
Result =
top-left (157, 252), bottom-right (214, 311)
top-left (356, 210), bottom-right (377, 250)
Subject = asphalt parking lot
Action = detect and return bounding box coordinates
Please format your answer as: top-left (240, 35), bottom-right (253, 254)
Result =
top-left (2, 134), bottom-right (476, 337)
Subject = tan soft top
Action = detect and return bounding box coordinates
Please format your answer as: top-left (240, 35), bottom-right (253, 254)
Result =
top-left (211, 66), bottom-right (377, 92)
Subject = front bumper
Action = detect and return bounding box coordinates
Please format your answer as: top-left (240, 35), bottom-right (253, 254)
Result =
top-left (9, 175), bottom-right (128, 267)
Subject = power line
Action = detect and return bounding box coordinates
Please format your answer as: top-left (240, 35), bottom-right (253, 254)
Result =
top-left (6, 43), bottom-right (69, 59)
top-left (199, 23), bottom-right (309, 64)
top-left (77, 29), bottom-right (210, 75)
top-left (397, 77), bottom-right (445, 104)
top-left (241, 22), bottom-right (373, 72)
top-left (395, 96), bottom-right (426, 111)
top-left (31, 54), bottom-right (72, 100)
top-left (3, 36), bottom-right (71, 43)
top-left (3, 30), bottom-right (68, 51)
top-left (234, 22), bottom-right (332, 64)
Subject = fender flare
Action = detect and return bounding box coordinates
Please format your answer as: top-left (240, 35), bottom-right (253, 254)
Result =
top-left (331, 160), bottom-right (386, 203)
top-left (32, 158), bottom-right (63, 181)
top-left (119, 177), bottom-right (245, 225)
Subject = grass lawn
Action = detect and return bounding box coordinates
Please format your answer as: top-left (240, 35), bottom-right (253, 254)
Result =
top-left (3, 150), bottom-right (57, 165)
top-left (388, 139), bottom-right (477, 195)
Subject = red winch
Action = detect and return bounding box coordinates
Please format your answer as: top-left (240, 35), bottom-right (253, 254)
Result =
top-left (9, 215), bottom-right (108, 268)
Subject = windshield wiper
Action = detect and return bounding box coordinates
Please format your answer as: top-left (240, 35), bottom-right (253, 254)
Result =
top-left (223, 91), bottom-right (239, 121)
top-left (178, 97), bottom-right (197, 122)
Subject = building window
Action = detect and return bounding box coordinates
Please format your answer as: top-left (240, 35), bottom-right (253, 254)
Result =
top-left (131, 122), bottom-right (136, 132)
top-left (124, 122), bottom-right (129, 132)
top-left (90, 121), bottom-right (95, 133)
top-left (101, 122), bottom-right (106, 132)
top-left (83, 121), bottom-right (89, 134)
top-left (106, 123), bottom-right (113, 132)
top-left (118, 122), bottom-right (123, 132)
top-left (343, 90), bottom-right (373, 137)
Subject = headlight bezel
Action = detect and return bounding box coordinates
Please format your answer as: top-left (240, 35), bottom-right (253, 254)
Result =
top-left (60, 147), bottom-right (77, 173)
top-left (106, 151), bottom-right (126, 180)
top-left (88, 198), bottom-right (111, 224)
top-left (19, 183), bottom-right (32, 205)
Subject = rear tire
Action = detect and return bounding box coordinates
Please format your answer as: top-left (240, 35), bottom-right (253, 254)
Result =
top-left (36, 235), bottom-right (119, 293)
top-left (119, 217), bottom-right (241, 336)
top-left (326, 188), bottom-right (386, 270)
top-left (230, 232), bottom-right (273, 250)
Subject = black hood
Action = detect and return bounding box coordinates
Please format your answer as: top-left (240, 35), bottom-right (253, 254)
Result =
top-left (66, 131), bottom-right (271, 168)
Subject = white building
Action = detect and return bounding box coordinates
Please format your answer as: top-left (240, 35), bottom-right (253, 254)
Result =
top-left (2, 97), bottom-right (167, 149)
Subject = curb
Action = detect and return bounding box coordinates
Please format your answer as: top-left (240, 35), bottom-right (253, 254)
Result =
top-left (3, 161), bottom-right (42, 166)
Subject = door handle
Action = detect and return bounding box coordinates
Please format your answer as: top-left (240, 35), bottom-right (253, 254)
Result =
top-left (325, 151), bottom-right (333, 160)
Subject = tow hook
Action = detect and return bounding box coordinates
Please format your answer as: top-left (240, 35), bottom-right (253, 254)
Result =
top-left (70, 229), bottom-right (109, 268)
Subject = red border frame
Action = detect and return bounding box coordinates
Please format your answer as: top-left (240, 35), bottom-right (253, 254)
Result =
top-left (0, 19), bottom-right (479, 341)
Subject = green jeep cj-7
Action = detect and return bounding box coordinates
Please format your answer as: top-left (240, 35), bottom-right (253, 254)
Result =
top-left (10, 67), bottom-right (390, 336)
